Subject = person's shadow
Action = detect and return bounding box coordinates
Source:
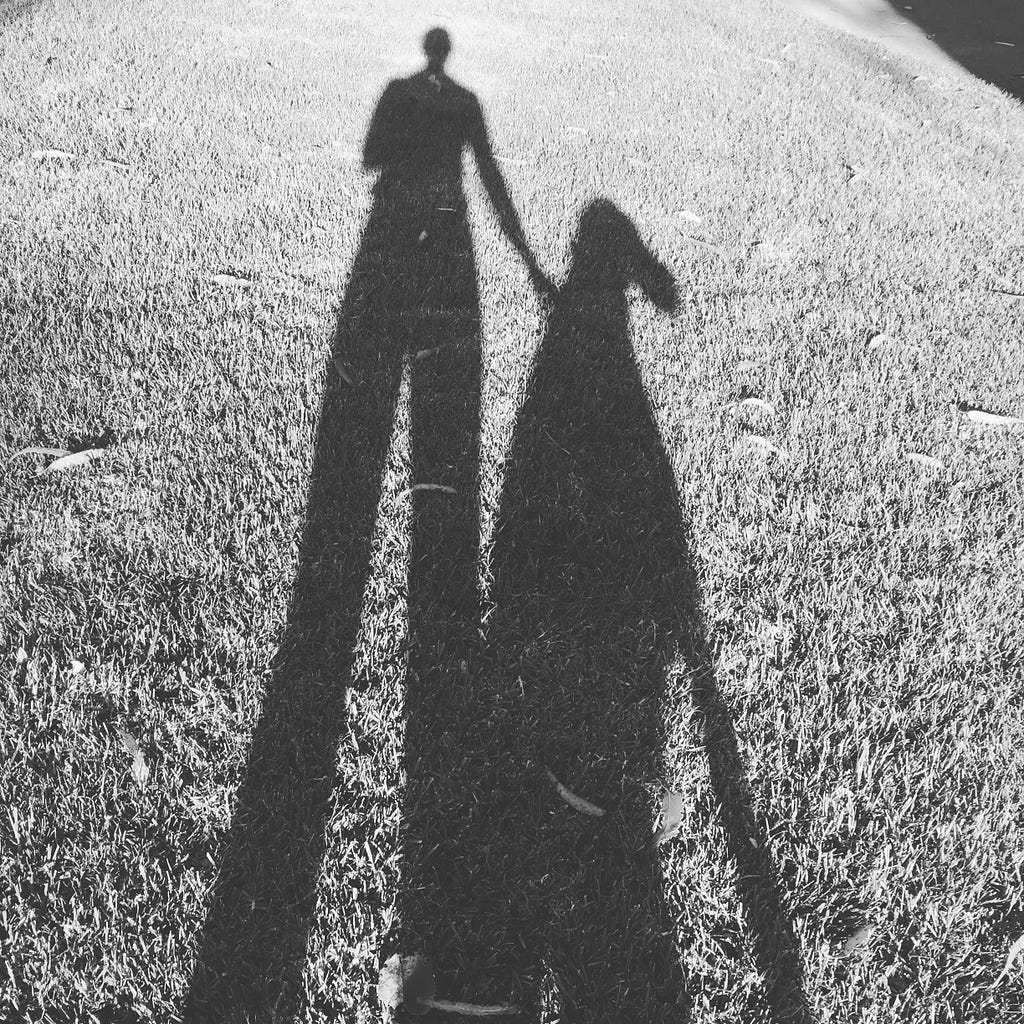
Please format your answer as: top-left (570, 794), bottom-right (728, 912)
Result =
top-left (391, 199), bottom-right (812, 1021)
top-left (182, 28), bottom-right (548, 1022)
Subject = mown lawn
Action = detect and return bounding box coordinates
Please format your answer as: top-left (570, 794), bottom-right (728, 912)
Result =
top-left (2, 0), bottom-right (1024, 1021)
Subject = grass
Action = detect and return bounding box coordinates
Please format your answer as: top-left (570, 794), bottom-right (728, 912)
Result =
top-left (2, 0), bottom-right (1024, 1021)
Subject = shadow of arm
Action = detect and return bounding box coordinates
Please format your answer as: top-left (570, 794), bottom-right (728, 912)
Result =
top-left (469, 100), bottom-right (551, 293)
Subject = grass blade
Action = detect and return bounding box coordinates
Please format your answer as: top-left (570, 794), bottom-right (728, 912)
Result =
top-left (994, 932), bottom-right (1024, 986)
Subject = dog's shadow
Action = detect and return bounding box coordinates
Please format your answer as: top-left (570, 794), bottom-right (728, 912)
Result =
top-left (390, 199), bottom-right (814, 1021)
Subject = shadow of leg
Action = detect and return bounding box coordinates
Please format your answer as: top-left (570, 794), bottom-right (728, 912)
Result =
top-left (184, 343), bottom-right (404, 1022)
top-left (690, 662), bottom-right (814, 1024)
top-left (552, 812), bottom-right (692, 1024)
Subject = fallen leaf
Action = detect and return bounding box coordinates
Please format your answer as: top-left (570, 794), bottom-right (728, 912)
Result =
top-left (653, 791), bottom-right (686, 846)
top-left (10, 446), bottom-right (71, 459)
top-left (846, 164), bottom-right (867, 185)
top-left (842, 923), bottom-right (874, 959)
top-left (676, 210), bottom-right (702, 224)
top-left (417, 230), bottom-right (428, 244)
top-left (39, 449), bottom-right (103, 474)
top-left (115, 727), bottom-right (149, 789)
top-left (544, 767), bottom-right (607, 817)
top-left (414, 346), bottom-right (444, 361)
top-left (680, 234), bottom-right (726, 257)
top-left (131, 749), bottom-right (149, 787)
top-left (332, 355), bottom-right (358, 386)
top-left (738, 435), bottom-right (789, 461)
top-left (211, 273), bottom-right (253, 289)
top-left (958, 403), bottom-right (1024, 427)
top-left (865, 333), bottom-right (891, 352)
top-left (115, 727), bottom-right (140, 757)
top-left (734, 359), bottom-right (763, 372)
top-left (421, 999), bottom-right (518, 1017)
top-left (399, 483), bottom-right (457, 498)
top-left (994, 932), bottom-right (1024, 986)
top-left (905, 452), bottom-right (945, 470)
top-left (379, 953), bottom-right (433, 1015)
top-left (69, 659), bottom-right (86, 674)
top-left (377, 954), bottom-right (518, 1017)
top-left (730, 397), bottom-right (776, 417)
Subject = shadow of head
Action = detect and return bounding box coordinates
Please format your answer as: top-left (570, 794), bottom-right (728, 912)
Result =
top-left (423, 26), bottom-right (451, 71)
top-left (569, 199), bottom-right (679, 314)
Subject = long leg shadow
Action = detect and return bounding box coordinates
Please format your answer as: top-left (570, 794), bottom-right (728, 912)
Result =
top-left (410, 199), bottom-right (812, 1021)
top-left (180, 174), bottom-right (415, 1019)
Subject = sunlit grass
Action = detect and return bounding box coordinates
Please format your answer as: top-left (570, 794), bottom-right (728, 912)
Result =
top-left (2, 0), bottom-right (1024, 1021)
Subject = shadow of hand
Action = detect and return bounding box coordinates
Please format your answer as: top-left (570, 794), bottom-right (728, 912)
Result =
top-left (529, 263), bottom-right (558, 304)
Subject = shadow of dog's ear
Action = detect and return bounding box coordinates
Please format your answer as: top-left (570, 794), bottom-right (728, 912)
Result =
top-left (637, 252), bottom-right (678, 315)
